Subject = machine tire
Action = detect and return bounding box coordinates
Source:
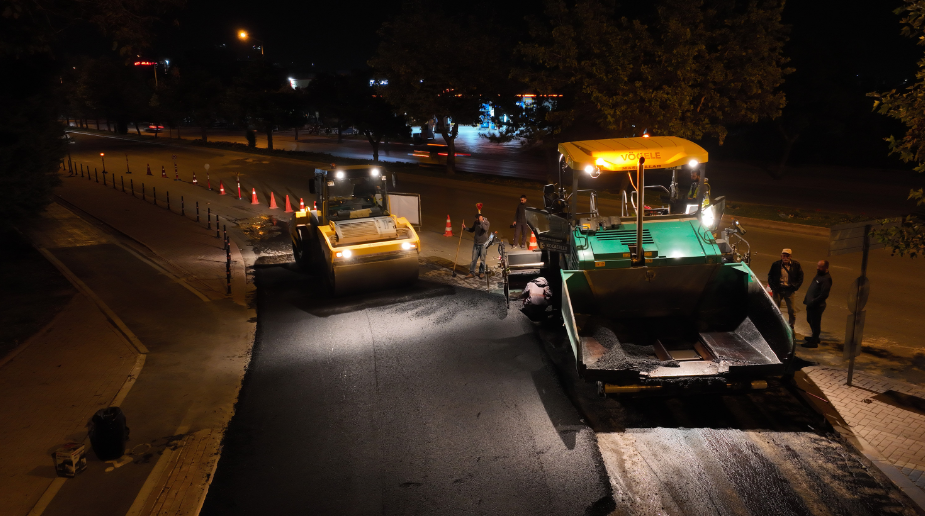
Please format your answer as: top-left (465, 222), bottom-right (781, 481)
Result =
top-left (292, 227), bottom-right (312, 271)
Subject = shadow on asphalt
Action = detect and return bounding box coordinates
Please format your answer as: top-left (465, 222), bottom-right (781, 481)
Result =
top-left (253, 262), bottom-right (457, 317)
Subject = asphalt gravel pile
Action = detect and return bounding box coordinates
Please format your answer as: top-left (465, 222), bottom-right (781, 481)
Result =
top-left (585, 318), bottom-right (679, 372)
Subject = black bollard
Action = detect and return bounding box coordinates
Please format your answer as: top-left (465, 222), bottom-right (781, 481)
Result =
top-left (95, 168), bottom-right (99, 183)
top-left (181, 196), bottom-right (185, 216)
top-left (142, 184), bottom-right (146, 201)
top-left (103, 172), bottom-right (107, 187)
top-left (226, 242), bottom-right (232, 295)
top-left (216, 217), bottom-right (220, 238)
top-left (153, 187), bottom-right (156, 206)
top-left (80, 164), bottom-right (84, 177)
top-left (130, 179), bottom-right (134, 197)
top-left (121, 177), bottom-right (125, 193)
top-left (223, 224), bottom-right (227, 247)
top-left (196, 201), bottom-right (200, 222)
top-left (167, 191), bottom-right (170, 210)
top-left (208, 208), bottom-right (211, 229)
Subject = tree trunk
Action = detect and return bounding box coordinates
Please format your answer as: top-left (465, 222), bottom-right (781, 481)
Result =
top-left (266, 127), bottom-right (274, 150)
top-left (135, 122), bottom-right (141, 136)
top-left (543, 144), bottom-right (557, 185)
top-left (294, 127), bottom-right (299, 141)
top-left (201, 125), bottom-right (208, 143)
top-left (438, 128), bottom-right (456, 175)
top-left (95, 119), bottom-right (100, 130)
top-left (64, 115), bottom-right (70, 128)
top-left (176, 125), bottom-right (181, 139)
top-left (337, 125), bottom-right (343, 143)
top-left (771, 123), bottom-right (799, 180)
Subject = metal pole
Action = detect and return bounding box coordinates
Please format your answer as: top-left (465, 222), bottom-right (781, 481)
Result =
top-left (207, 208), bottom-right (211, 229)
top-left (181, 196), bottom-right (185, 216)
top-left (143, 183), bottom-right (146, 201)
top-left (153, 187), bottom-right (156, 206)
top-left (634, 157), bottom-right (646, 265)
top-left (847, 225), bottom-right (872, 387)
top-left (167, 191), bottom-right (170, 210)
top-left (121, 176), bottom-right (125, 192)
top-left (131, 179), bottom-right (134, 197)
top-left (125, 154), bottom-right (131, 174)
top-left (95, 168), bottom-right (98, 183)
top-left (196, 201), bottom-right (199, 222)
top-left (103, 172), bottom-right (107, 186)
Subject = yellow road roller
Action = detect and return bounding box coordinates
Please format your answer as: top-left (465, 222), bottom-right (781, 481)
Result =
top-left (290, 164), bottom-right (421, 295)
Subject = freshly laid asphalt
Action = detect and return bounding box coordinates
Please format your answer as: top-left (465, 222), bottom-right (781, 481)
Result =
top-left (201, 266), bottom-right (611, 515)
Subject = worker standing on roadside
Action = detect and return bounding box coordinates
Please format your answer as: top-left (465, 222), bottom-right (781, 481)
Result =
top-left (512, 195), bottom-right (528, 248)
top-left (802, 260), bottom-right (833, 348)
top-left (462, 214), bottom-right (491, 279)
top-left (767, 248), bottom-right (804, 329)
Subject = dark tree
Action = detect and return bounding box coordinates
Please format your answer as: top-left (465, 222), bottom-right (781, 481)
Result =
top-left (370, 3), bottom-right (510, 175)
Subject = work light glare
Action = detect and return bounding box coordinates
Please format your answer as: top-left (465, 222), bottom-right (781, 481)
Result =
top-left (688, 159), bottom-right (699, 168)
top-left (336, 170), bottom-right (345, 179)
top-left (371, 168), bottom-right (380, 176)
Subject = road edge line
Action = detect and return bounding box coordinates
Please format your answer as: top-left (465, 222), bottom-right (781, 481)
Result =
top-left (112, 354), bottom-right (146, 407)
top-left (36, 248), bottom-right (149, 354)
top-left (115, 243), bottom-right (212, 303)
top-left (26, 478), bottom-right (67, 516)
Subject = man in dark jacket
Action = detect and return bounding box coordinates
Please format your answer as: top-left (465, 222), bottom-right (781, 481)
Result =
top-left (767, 248), bottom-right (804, 328)
top-left (462, 214), bottom-right (491, 279)
top-left (512, 195), bottom-right (528, 248)
top-left (802, 260), bottom-right (833, 347)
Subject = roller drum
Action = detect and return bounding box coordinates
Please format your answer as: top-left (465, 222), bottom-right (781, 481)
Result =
top-left (330, 254), bottom-right (419, 296)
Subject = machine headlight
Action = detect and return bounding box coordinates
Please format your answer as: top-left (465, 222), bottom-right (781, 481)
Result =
top-left (584, 165), bottom-right (601, 178)
top-left (688, 159), bottom-right (699, 168)
top-left (700, 204), bottom-right (716, 229)
top-left (336, 170), bottom-right (345, 179)
top-left (401, 242), bottom-right (416, 250)
top-left (371, 168), bottom-right (380, 176)
top-left (336, 249), bottom-right (353, 259)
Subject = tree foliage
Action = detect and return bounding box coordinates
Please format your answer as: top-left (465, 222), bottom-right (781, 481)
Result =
top-left (517, 0), bottom-right (790, 144)
top-left (370, 2), bottom-right (511, 174)
top-left (869, 0), bottom-right (925, 257)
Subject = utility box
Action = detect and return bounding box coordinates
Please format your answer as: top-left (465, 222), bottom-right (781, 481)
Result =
top-left (54, 443), bottom-right (87, 477)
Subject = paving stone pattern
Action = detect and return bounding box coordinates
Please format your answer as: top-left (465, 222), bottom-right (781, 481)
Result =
top-left (806, 366), bottom-right (925, 491)
top-left (139, 429), bottom-right (222, 516)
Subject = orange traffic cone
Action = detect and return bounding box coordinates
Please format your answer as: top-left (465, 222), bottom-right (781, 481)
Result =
top-left (444, 215), bottom-right (453, 237)
top-left (299, 198), bottom-right (305, 211)
top-left (192, 172), bottom-right (198, 185)
top-left (269, 192), bottom-right (279, 209)
top-left (219, 181), bottom-right (226, 195)
top-left (251, 188), bottom-right (259, 204)
top-left (284, 195), bottom-right (293, 213)
top-left (161, 165), bottom-right (167, 178)
top-left (528, 230), bottom-right (539, 250)
top-left (146, 164), bottom-right (152, 176)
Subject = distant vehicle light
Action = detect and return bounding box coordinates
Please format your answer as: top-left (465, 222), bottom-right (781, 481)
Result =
top-left (336, 170), bottom-right (345, 179)
top-left (370, 168), bottom-right (380, 176)
top-left (688, 159), bottom-right (699, 168)
top-left (401, 242), bottom-right (416, 250)
top-left (643, 134), bottom-right (650, 138)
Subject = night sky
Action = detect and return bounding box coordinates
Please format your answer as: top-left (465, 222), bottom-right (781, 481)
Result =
top-left (158, 0), bottom-right (406, 72)
top-left (147, 0), bottom-right (922, 85)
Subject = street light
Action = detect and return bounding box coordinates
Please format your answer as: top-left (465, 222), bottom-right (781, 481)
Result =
top-left (237, 30), bottom-right (264, 55)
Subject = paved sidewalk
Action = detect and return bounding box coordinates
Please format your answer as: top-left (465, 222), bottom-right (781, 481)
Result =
top-left (55, 172), bottom-right (248, 304)
top-left (805, 366), bottom-right (925, 505)
top-left (4, 172), bottom-right (256, 516)
top-left (0, 293), bottom-right (138, 515)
